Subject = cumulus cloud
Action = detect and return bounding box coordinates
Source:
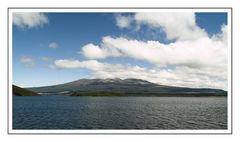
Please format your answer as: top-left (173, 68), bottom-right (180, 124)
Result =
top-left (13, 12), bottom-right (48, 29)
top-left (81, 43), bottom-right (121, 59)
top-left (115, 13), bottom-right (208, 41)
top-left (50, 13), bottom-right (228, 90)
top-left (51, 59), bottom-right (227, 90)
top-left (20, 56), bottom-right (35, 67)
top-left (115, 14), bottom-right (133, 28)
top-left (53, 59), bottom-right (102, 69)
top-left (81, 35), bottom-right (227, 69)
top-left (212, 24), bottom-right (228, 44)
top-left (48, 42), bottom-right (58, 48)
top-left (77, 15), bottom-right (228, 90)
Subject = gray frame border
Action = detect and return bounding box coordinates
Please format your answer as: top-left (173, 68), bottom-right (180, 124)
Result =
top-left (7, 7), bottom-right (233, 135)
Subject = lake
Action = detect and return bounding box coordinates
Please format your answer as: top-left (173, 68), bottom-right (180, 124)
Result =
top-left (13, 96), bottom-right (227, 129)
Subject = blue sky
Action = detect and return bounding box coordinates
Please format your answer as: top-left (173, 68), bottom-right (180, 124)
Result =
top-left (12, 12), bottom-right (228, 89)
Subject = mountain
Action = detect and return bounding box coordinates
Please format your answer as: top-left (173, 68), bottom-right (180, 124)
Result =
top-left (27, 78), bottom-right (227, 96)
top-left (13, 85), bottom-right (39, 96)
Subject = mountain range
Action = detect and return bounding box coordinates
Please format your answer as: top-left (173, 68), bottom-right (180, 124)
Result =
top-left (27, 78), bottom-right (227, 96)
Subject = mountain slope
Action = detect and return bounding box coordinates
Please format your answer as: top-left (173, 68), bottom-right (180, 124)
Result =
top-left (13, 85), bottom-right (39, 96)
top-left (28, 78), bottom-right (227, 96)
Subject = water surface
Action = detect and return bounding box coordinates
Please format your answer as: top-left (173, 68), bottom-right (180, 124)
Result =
top-left (13, 96), bottom-right (227, 129)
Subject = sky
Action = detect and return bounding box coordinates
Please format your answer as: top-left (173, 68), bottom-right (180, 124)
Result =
top-left (12, 12), bottom-right (228, 90)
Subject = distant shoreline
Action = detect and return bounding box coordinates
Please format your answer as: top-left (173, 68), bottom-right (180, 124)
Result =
top-left (70, 93), bottom-right (227, 97)
top-left (13, 95), bottom-right (227, 97)
top-left (13, 92), bottom-right (227, 97)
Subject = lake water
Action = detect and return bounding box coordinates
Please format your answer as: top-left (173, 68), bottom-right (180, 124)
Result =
top-left (13, 96), bottom-right (227, 129)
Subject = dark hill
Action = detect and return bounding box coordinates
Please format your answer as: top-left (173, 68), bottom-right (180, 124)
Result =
top-left (28, 78), bottom-right (227, 96)
top-left (13, 85), bottom-right (39, 96)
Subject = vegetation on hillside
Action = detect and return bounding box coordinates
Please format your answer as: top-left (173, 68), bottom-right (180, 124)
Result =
top-left (29, 78), bottom-right (227, 97)
top-left (71, 92), bottom-right (127, 96)
top-left (13, 85), bottom-right (39, 96)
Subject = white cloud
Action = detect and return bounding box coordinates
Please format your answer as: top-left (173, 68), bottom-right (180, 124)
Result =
top-left (81, 43), bottom-right (121, 59)
top-left (81, 35), bottom-right (227, 69)
top-left (212, 24), bottom-right (228, 44)
top-left (53, 59), bottom-right (100, 69)
top-left (48, 42), bottom-right (58, 48)
top-left (115, 14), bottom-right (132, 28)
top-left (78, 23), bottom-right (228, 90)
top-left (13, 12), bottom-right (48, 29)
top-left (81, 44), bottom-right (108, 59)
top-left (53, 59), bottom-right (121, 71)
top-left (115, 13), bottom-right (208, 41)
top-left (50, 13), bottom-right (228, 90)
top-left (51, 59), bottom-right (227, 90)
top-left (40, 56), bottom-right (49, 61)
top-left (20, 56), bottom-right (35, 67)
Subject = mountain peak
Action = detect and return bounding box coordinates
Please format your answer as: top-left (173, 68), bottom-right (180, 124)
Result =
top-left (28, 78), bottom-right (227, 96)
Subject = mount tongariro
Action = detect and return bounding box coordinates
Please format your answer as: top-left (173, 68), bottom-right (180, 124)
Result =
top-left (27, 78), bottom-right (227, 96)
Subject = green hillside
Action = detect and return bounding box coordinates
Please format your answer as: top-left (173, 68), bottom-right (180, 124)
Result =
top-left (13, 85), bottom-right (39, 96)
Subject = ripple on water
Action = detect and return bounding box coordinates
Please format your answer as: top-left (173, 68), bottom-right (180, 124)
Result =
top-left (13, 96), bottom-right (227, 129)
